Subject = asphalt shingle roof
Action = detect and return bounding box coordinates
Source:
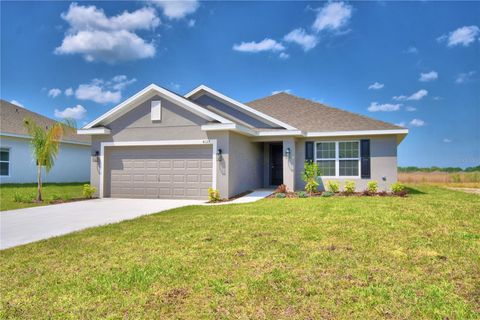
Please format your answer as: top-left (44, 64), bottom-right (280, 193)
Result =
top-left (246, 93), bottom-right (402, 132)
top-left (0, 100), bottom-right (90, 144)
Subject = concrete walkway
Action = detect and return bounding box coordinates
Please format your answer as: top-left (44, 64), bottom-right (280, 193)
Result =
top-left (0, 198), bottom-right (203, 250)
top-left (0, 189), bottom-right (273, 250)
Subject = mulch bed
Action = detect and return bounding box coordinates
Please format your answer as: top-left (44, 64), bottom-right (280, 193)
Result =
top-left (267, 191), bottom-right (408, 198)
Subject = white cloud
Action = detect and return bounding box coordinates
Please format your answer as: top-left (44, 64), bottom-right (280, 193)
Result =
top-left (409, 118), bottom-right (425, 127)
top-left (279, 52), bottom-right (290, 60)
top-left (54, 104), bottom-right (87, 120)
top-left (419, 71), bottom-right (438, 82)
top-left (74, 75), bottom-right (136, 104)
top-left (170, 82), bottom-right (180, 90)
top-left (10, 100), bottom-right (24, 108)
top-left (395, 122), bottom-right (406, 128)
top-left (65, 88), bottom-right (74, 96)
top-left (405, 106), bottom-right (417, 112)
top-left (233, 38), bottom-right (285, 53)
top-left (367, 102), bottom-right (401, 112)
top-left (272, 89), bottom-right (292, 95)
top-left (187, 19), bottom-right (195, 27)
top-left (312, 2), bottom-right (352, 33)
top-left (438, 25), bottom-right (480, 47)
top-left (405, 46), bottom-right (418, 54)
top-left (433, 96), bottom-right (443, 101)
top-left (150, 0), bottom-right (199, 19)
top-left (368, 82), bottom-right (384, 90)
top-left (48, 88), bottom-right (62, 98)
top-left (393, 89), bottom-right (428, 101)
top-left (443, 138), bottom-right (452, 143)
top-left (283, 28), bottom-right (318, 51)
top-left (55, 3), bottom-right (160, 63)
top-left (455, 71), bottom-right (476, 84)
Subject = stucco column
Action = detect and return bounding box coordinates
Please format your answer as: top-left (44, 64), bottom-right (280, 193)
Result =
top-left (282, 138), bottom-right (296, 192)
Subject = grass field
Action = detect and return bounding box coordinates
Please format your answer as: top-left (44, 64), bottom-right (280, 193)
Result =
top-left (399, 171), bottom-right (480, 188)
top-left (0, 183), bottom-right (86, 211)
top-left (1, 186), bottom-right (479, 319)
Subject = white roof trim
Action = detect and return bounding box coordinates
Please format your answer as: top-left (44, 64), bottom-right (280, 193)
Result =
top-left (305, 129), bottom-right (408, 137)
top-left (77, 127), bottom-right (111, 135)
top-left (257, 130), bottom-right (303, 137)
top-left (185, 85), bottom-right (298, 131)
top-left (83, 84), bottom-right (232, 129)
top-left (0, 132), bottom-right (91, 146)
top-left (201, 123), bottom-right (257, 136)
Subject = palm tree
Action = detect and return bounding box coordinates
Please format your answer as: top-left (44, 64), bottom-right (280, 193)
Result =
top-left (23, 117), bottom-right (75, 201)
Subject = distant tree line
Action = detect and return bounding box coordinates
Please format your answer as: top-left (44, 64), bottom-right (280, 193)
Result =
top-left (398, 165), bottom-right (480, 173)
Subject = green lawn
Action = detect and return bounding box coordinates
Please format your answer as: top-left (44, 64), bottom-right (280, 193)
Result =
top-left (1, 186), bottom-right (479, 319)
top-left (0, 183), bottom-right (86, 211)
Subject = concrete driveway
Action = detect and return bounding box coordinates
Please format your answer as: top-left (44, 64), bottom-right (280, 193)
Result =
top-left (1, 198), bottom-right (204, 250)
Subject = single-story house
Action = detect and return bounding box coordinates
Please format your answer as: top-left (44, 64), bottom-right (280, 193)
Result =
top-left (78, 84), bottom-right (408, 199)
top-left (0, 100), bottom-right (91, 184)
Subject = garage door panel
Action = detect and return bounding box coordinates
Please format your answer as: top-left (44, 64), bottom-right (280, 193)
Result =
top-left (107, 145), bottom-right (212, 199)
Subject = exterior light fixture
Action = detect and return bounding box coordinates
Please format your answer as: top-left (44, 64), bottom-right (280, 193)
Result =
top-left (92, 151), bottom-right (100, 163)
top-left (216, 149), bottom-right (223, 162)
top-left (285, 147), bottom-right (291, 158)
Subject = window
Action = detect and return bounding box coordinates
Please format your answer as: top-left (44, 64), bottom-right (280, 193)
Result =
top-left (0, 147), bottom-right (10, 176)
top-left (315, 141), bottom-right (360, 177)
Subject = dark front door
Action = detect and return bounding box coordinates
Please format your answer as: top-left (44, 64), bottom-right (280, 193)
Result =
top-left (270, 144), bottom-right (283, 186)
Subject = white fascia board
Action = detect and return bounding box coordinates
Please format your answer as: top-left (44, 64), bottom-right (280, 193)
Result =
top-left (257, 130), bottom-right (303, 137)
top-left (185, 85), bottom-right (298, 130)
top-left (305, 129), bottom-right (409, 137)
top-left (0, 132), bottom-right (91, 146)
top-left (84, 84), bottom-right (232, 129)
top-left (77, 127), bottom-right (111, 135)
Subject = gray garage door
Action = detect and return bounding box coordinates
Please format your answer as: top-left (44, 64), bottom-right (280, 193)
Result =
top-left (106, 145), bottom-right (212, 199)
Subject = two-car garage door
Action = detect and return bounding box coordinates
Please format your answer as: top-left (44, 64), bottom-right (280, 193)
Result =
top-left (105, 145), bottom-right (212, 199)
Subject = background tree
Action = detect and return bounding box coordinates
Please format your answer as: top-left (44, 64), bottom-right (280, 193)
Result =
top-left (23, 117), bottom-right (75, 201)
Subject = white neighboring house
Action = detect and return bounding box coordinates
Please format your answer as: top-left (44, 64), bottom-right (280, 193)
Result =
top-left (0, 100), bottom-right (91, 184)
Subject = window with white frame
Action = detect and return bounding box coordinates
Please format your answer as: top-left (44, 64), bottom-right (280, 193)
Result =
top-left (0, 147), bottom-right (10, 176)
top-left (315, 141), bottom-right (360, 177)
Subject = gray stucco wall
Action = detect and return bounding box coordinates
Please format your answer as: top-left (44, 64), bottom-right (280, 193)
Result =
top-left (228, 132), bottom-right (263, 197)
top-left (295, 135), bottom-right (398, 192)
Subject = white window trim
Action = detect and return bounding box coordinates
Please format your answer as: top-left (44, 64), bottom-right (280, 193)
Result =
top-left (98, 139), bottom-right (217, 198)
top-left (314, 140), bottom-right (361, 179)
top-left (0, 146), bottom-right (11, 177)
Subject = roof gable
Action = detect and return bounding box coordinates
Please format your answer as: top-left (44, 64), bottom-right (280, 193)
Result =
top-left (83, 84), bottom-right (233, 129)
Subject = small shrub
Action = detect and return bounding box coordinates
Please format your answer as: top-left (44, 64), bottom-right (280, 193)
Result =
top-left (451, 173), bottom-right (461, 183)
top-left (390, 182), bottom-right (406, 195)
top-left (322, 191), bottom-right (334, 197)
top-left (367, 181), bottom-right (378, 194)
top-left (302, 161), bottom-right (321, 194)
top-left (275, 192), bottom-right (286, 198)
top-left (83, 184), bottom-right (97, 199)
top-left (296, 191), bottom-right (308, 198)
top-left (13, 191), bottom-right (24, 203)
top-left (344, 181), bottom-right (355, 194)
top-left (326, 180), bottom-right (340, 193)
top-left (275, 184), bottom-right (288, 193)
top-left (208, 187), bottom-right (220, 202)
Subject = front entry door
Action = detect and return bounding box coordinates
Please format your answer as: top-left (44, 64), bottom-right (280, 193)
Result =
top-left (270, 144), bottom-right (283, 186)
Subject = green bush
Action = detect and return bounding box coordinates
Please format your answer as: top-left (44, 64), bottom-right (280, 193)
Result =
top-left (367, 181), bottom-right (378, 193)
top-left (82, 184), bottom-right (97, 199)
top-left (208, 187), bottom-right (220, 202)
top-left (296, 191), bottom-right (308, 198)
top-left (275, 192), bottom-right (286, 198)
top-left (13, 192), bottom-right (24, 203)
top-left (451, 173), bottom-right (462, 183)
top-left (301, 161), bottom-right (321, 194)
top-left (322, 191), bottom-right (334, 197)
top-left (344, 181), bottom-right (355, 194)
top-left (390, 182), bottom-right (405, 194)
top-left (326, 180), bottom-right (340, 193)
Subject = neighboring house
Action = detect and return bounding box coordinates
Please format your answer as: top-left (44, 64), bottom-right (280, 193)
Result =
top-left (0, 100), bottom-right (91, 183)
top-left (78, 84), bottom-right (408, 199)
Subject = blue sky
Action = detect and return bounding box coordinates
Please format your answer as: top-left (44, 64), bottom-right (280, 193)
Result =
top-left (1, 1), bottom-right (479, 167)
